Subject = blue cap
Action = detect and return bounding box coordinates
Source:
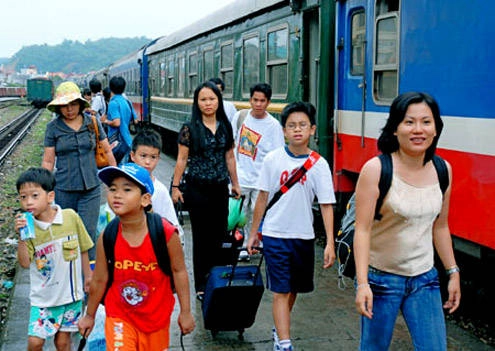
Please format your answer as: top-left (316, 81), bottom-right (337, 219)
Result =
top-left (98, 163), bottom-right (154, 195)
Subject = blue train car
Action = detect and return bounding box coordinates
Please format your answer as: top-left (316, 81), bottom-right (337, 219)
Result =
top-left (334, 0), bottom-right (495, 321)
top-left (108, 48), bottom-right (145, 121)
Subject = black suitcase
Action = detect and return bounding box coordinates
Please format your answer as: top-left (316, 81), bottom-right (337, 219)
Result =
top-left (202, 255), bottom-right (264, 339)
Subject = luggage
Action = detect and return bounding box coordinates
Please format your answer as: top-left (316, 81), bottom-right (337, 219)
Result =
top-left (202, 254), bottom-right (264, 339)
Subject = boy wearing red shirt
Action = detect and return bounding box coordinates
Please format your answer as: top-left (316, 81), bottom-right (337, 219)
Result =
top-left (78, 163), bottom-right (195, 350)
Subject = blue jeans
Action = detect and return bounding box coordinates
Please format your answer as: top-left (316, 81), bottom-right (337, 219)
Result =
top-left (360, 267), bottom-right (446, 351)
top-left (55, 185), bottom-right (101, 261)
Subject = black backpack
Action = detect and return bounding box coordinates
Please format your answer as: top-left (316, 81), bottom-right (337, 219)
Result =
top-left (102, 212), bottom-right (174, 300)
top-left (335, 154), bottom-right (449, 287)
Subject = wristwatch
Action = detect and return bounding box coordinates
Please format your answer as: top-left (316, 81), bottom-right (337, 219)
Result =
top-left (445, 265), bottom-right (460, 275)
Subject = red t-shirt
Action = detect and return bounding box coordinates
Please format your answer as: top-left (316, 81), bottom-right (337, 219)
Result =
top-left (104, 218), bottom-right (176, 333)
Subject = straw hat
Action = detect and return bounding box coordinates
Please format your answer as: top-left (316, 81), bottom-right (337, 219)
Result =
top-left (47, 81), bottom-right (90, 112)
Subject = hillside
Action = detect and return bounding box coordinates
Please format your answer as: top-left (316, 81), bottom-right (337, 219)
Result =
top-left (5, 37), bottom-right (151, 74)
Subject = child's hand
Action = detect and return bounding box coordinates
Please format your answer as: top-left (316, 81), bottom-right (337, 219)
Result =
top-left (14, 213), bottom-right (27, 235)
top-left (323, 243), bottom-right (336, 269)
top-left (178, 311), bottom-right (195, 335)
top-left (78, 314), bottom-right (95, 338)
top-left (247, 234), bottom-right (261, 255)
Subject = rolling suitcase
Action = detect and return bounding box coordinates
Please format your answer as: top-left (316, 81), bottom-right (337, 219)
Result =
top-left (202, 253), bottom-right (264, 339)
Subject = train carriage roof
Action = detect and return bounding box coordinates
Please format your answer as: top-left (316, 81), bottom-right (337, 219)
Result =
top-left (109, 47), bottom-right (145, 71)
top-left (145, 0), bottom-right (286, 55)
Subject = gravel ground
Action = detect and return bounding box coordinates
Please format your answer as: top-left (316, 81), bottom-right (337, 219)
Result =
top-left (0, 104), bottom-right (49, 339)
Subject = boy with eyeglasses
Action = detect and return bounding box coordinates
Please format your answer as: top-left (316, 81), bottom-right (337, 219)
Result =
top-left (247, 101), bottom-right (336, 351)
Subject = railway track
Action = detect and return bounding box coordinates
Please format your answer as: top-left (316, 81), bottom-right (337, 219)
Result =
top-left (0, 100), bottom-right (19, 110)
top-left (0, 108), bottom-right (42, 164)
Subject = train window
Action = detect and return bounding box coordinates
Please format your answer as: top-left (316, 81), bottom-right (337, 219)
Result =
top-left (221, 42), bottom-right (234, 96)
top-left (267, 26), bottom-right (288, 97)
top-left (373, 9), bottom-right (398, 103)
top-left (159, 61), bottom-right (166, 97)
top-left (149, 59), bottom-right (157, 96)
top-left (167, 58), bottom-right (175, 96)
top-left (178, 55), bottom-right (185, 97)
top-left (242, 35), bottom-right (260, 96)
top-left (375, 0), bottom-right (398, 17)
top-left (203, 48), bottom-right (214, 81)
top-left (188, 52), bottom-right (198, 97)
top-left (351, 11), bottom-right (365, 76)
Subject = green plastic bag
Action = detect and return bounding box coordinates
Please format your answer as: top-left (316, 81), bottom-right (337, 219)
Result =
top-left (227, 197), bottom-right (246, 231)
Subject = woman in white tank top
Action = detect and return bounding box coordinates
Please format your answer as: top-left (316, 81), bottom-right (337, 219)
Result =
top-left (353, 92), bottom-right (461, 351)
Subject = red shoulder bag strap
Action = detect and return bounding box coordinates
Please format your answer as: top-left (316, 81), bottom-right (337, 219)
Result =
top-left (265, 150), bottom-right (321, 213)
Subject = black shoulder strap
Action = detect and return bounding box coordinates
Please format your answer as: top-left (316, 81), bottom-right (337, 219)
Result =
top-left (375, 154), bottom-right (393, 220)
top-left (103, 217), bottom-right (120, 289)
top-left (373, 154), bottom-right (449, 220)
top-left (146, 212), bottom-right (172, 277)
top-left (432, 155), bottom-right (449, 195)
top-left (126, 99), bottom-right (135, 123)
top-left (103, 214), bottom-right (173, 290)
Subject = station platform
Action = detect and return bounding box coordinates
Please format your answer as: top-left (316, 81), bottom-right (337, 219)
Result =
top-left (1, 154), bottom-right (492, 350)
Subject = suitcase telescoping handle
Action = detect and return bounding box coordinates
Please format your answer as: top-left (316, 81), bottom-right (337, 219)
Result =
top-left (227, 246), bottom-right (263, 287)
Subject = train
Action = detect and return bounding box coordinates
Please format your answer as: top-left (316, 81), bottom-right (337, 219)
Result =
top-left (86, 0), bottom-right (494, 321)
top-left (0, 86), bottom-right (26, 98)
top-left (26, 78), bottom-right (54, 108)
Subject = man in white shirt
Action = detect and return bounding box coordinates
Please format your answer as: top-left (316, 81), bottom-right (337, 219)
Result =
top-left (89, 79), bottom-right (107, 120)
top-left (231, 83), bottom-right (285, 259)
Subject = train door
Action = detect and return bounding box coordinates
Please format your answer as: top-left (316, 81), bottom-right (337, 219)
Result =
top-left (334, 0), bottom-right (367, 194)
top-left (302, 9), bottom-right (320, 152)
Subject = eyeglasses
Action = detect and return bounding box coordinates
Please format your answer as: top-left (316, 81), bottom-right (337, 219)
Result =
top-left (135, 153), bottom-right (160, 161)
top-left (285, 122), bottom-right (311, 130)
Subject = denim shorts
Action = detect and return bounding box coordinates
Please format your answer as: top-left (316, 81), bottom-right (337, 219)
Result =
top-left (263, 236), bottom-right (315, 294)
top-left (360, 266), bottom-right (446, 351)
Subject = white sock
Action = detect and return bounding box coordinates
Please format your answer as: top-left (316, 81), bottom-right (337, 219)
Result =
top-left (280, 339), bottom-right (292, 349)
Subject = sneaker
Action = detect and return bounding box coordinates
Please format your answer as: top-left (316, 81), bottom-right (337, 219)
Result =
top-left (279, 339), bottom-right (293, 351)
top-left (272, 327), bottom-right (280, 351)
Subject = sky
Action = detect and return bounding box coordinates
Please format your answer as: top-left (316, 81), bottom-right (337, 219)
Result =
top-left (0, 0), bottom-right (235, 58)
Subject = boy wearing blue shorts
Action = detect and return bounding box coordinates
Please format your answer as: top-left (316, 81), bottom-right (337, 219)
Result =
top-left (15, 168), bottom-right (93, 350)
top-left (247, 102), bottom-right (336, 351)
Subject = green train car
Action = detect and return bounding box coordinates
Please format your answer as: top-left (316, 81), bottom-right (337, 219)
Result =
top-left (27, 78), bottom-right (54, 108)
top-left (145, 0), bottom-right (335, 159)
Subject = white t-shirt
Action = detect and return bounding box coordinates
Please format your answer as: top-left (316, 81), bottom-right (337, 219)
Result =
top-left (152, 177), bottom-right (184, 238)
top-left (258, 147), bottom-right (336, 240)
top-left (223, 100), bottom-right (237, 123)
top-left (232, 110), bottom-right (285, 189)
top-left (29, 206), bottom-right (93, 307)
top-left (91, 93), bottom-right (106, 119)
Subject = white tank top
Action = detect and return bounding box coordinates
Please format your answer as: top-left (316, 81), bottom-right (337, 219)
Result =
top-left (369, 175), bottom-right (443, 276)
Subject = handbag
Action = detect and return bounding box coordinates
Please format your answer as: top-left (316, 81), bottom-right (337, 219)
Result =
top-left (109, 129), bottom-right (130, 164)
top-left (92, 116), bottom-right (110, 168)
top-left (126, 99), bottom-right (140, 135)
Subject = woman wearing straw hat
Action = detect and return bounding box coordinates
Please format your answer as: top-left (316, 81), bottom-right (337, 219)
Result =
top-left (42, 81), bottom-right (116, 260)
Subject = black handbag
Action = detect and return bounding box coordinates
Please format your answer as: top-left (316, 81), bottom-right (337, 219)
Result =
top-left (109, 131), bottom-right (130, 164)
